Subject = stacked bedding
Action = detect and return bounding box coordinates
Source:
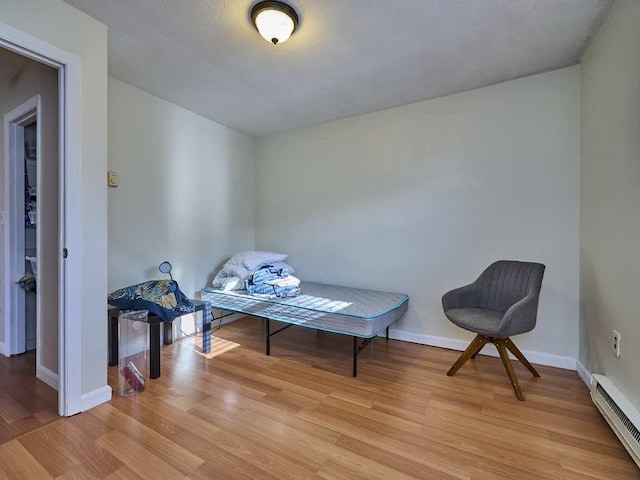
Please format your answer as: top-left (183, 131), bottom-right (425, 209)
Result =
top-left (246, 264), bottom-right (301, 298)
top-left (212, 251), bottom-right (300, 298)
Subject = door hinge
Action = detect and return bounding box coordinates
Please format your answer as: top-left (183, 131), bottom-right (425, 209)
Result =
top-left (63, 248), bottom-right (68, 258)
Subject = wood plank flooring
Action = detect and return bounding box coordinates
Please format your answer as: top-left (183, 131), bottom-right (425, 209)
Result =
top-left (1, 317), bottom-right (639, 479)
top-left (0, 350), bottom-right (58, 444)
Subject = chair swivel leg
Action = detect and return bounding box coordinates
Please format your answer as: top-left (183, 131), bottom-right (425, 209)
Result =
top-left (447, 334), bottom-right (489, 376)
top-left (470, 341), bottom-right (487, 359)
top-left (504, 337), bottom-right (540, 377)
top-left (495, 339), bottom-right (524, 401)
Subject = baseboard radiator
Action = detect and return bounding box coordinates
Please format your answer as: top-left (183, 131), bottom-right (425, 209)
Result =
top-left (591, 374), bottom-right (640, 468)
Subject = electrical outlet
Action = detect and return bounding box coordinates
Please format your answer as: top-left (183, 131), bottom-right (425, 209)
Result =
top-left (612, 330), bottom-right (621, 357)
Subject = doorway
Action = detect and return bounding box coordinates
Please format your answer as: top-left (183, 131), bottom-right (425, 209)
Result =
top-left (2, 44), bottom-right (60, 401)
top-left (0, 19), bottom-right (87, 415)
top-left (4, 97), bottom-right (42, 359)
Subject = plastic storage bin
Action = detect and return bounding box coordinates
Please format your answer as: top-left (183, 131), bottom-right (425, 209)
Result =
top-left (118, 310), bottom-right (149, 396)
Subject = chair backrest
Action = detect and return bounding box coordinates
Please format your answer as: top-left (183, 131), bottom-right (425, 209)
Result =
top-left (475, 260), bottom-right (545, 313)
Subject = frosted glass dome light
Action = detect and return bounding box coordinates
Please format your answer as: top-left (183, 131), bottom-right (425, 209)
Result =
top-left (251, 1), bottom-right (299, 45)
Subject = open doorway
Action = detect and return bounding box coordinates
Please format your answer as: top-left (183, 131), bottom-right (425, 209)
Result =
top-left (1, 46), bottom-right (59, 431)
top-left (2, 46), bottom-right (58, 372)
top-left (5, 99), bottom-right (42, 357)
top-left (0, 17), bottom-right (94, 417)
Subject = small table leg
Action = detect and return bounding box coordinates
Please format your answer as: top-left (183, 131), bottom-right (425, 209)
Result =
top-left (149, 323), bottom-right (161, 379)
top-left (163, 321), bottom-right (173, 345)
top-left (108, 315), bottom-right (118, 366)
top-left (202, 303), bottom-right (211, 354)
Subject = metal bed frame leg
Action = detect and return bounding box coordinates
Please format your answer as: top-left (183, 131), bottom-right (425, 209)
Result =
top-left (352, 335), bottom-right (376, 377)
top-left (353, 336), bottom-right (358, 377)
top-left (259, 317), bottom-right (392, 378)
top-left (265, 319), bottom-right (270, 356)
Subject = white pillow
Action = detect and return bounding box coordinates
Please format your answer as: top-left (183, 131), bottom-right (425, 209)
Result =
top-left (225, 251), bottom-right (288, 271)
top-left (222, 264), bottom-right (252, 281)
top-left (211, 270), bottom-right (229, 287)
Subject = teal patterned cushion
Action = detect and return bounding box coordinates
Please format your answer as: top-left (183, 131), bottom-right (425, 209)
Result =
top-left (108, 280), bottom-right (194, 322)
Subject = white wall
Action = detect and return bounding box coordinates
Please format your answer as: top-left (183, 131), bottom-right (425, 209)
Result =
top-left (580, 0), bottom-right (640, 408)
top-left (1, 0), bottom-right (109, 406)
top-left (108, 78), bottom-right (255, 298)
top-left (0, 49), bottom-right (58, 372)
top-left (256, 66), bottom-right (581, 367)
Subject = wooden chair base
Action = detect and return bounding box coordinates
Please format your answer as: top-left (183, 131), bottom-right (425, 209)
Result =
top-left (447, 334), bottom-right (540, 400)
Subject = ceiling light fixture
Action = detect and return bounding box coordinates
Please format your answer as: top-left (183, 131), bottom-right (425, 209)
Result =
top-left (250, 1), bottom-right (299, 45)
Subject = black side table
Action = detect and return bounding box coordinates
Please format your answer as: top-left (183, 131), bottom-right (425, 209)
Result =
top-left (108, 299), bottom-right (211, 379)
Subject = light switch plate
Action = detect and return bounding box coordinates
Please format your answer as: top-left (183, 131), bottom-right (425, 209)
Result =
top-left (108, 171), bottom-right (119, 187)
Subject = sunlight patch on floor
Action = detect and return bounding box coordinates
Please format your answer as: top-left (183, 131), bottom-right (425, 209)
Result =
top-left (192, 336), bottom-right (240, 359)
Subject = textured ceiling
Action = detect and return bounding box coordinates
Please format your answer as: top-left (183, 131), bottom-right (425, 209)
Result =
top-left (62, 0), bottom-right (612, 137)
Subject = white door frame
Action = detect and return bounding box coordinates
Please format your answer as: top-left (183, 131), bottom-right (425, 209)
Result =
top-left (0, 22), bottom-right (83, 416)
top-left (3, 95), bottom-right (39, 357)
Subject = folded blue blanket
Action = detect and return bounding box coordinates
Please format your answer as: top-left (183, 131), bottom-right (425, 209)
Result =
top-left (245, 265), bottom-right (301, 299)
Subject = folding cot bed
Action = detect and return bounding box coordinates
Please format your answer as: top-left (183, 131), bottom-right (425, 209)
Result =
top-left (201, 282), bottom-right (409, 376)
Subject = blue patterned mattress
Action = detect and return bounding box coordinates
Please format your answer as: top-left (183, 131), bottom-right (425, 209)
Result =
top-left (201, 282), bottom-right (409, 338)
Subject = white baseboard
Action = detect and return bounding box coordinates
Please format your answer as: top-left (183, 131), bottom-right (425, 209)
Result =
top-left (36, 365), bottom-right (58, 390)
top-left (79, 385), bottom-right (112, 413)
top-left (26, 337), bottom-right (36, 352)
top-left (389, 329), bottom-right (577, 370)
top-left (0, 341), bottom-right (6, 357)
top-left (576, 359), bottom-right (592, 388)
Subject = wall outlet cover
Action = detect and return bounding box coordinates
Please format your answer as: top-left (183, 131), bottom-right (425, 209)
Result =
top-left (612, 330), bottom-right (621, 357)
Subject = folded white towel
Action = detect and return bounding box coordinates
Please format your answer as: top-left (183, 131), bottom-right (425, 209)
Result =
top-left (264, 275), bottom-right (301, 288)
top-left (212, 275), bottom-right (244, 291)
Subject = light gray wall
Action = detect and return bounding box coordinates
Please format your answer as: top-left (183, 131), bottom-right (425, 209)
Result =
top-left (256, 66), bottom-right (581, 367)
top-left (107, 78), bottom-right (255, 298)
top-left (0, 48), bottom-right (58, 372)
top-left (2, 0), bottom-right (109, 400)
top-left (580, 0), bottom-right (640, 408)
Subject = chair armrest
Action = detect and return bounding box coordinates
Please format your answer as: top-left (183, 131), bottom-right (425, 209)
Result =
top-left (442, 283), bottom-right (477, 311)
top-left (497, 294), bottom-right (540, 336)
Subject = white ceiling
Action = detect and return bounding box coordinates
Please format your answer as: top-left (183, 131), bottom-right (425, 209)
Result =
top-left (62, 0), bottom-right (612, 138)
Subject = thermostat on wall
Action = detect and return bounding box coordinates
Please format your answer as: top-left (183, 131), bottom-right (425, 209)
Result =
top-left (108, 171), bottom-right (119, 187)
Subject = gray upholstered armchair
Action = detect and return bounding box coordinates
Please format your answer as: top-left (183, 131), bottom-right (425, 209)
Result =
top-left (442, 260), bottom-right (545, 400)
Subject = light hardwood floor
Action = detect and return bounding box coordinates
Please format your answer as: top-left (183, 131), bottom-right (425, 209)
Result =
top-left (1, 317), bottom-right (638, 479)
top-left (0, 351), bottom-right (58, 444)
